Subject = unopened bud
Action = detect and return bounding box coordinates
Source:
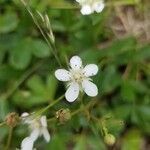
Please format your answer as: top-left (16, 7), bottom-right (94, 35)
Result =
top-left (56, 108), bottom-right (71, 124)
top-left (5, 112), bottom-right (19, 127)
top-left (104, 134), bottom-right (116, 146)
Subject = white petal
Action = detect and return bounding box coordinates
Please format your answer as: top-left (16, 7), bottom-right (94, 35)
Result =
top-left (55, 69), bottom-right (71, 81)
top-left (21, 137), bottom-right (34, 150)
top-left (21, 112), bottom-right (29, 117)
top-left (70, 56), bottom-right (82, 70)
top-left (76, 0), bottom-right (86, 4)
top-left (30, 129), bottom-right (40, 141)
top-left (65, 82), bottom-right (79, 102)
top-left (93, 1), bottom-right (105, 13)
top-left (42, 128), bottom-right (50, 142)
top-left (82, 80), bottom-right (98, 97)
top-left (40, 116), bottom-right (47, 127)
top-left (21, 112), bottom-right (31, 124)
top-left (83, 64), bottom-right (98, 77)
top-left (81, 5), bottom-right (93, 15)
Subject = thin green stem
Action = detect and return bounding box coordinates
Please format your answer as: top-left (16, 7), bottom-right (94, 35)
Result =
top-left (35, 95), bottom-right (65, 118)
top-left (72, 100), bottom-right (96, 116)
top-left (71, 108), bottom-right (82, 116)
top-left (47, 117), bottom-right (55, 123)
top-left (0, 122), bottom-right (5, 127)
top-left (41, 95), bottom-right (65, 113)
top-left (47, 99), bottom-right (97, 123)
top-left (91, 115), bottom-right (107, 136)
top-left (5, 127), bottom-right (13, 150)
top-left (20, 0), bottom-right (62, 67)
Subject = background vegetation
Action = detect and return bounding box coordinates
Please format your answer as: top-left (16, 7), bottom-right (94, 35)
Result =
top-left (0, 0), bottom-right (150, 149)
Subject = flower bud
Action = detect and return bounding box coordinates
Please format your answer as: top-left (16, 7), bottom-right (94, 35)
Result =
top-left (5, 112), bottom-right (20, 127)
top-left (56, 108), bottom-right (71, 124)
top-left (104, 134), bottom-right (116, 146)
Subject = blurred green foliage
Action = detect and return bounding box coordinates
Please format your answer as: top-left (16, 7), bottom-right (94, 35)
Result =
top-left (0, 0), bottom-right (150, 149)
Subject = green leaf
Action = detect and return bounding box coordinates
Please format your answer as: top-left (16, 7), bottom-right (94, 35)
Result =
top-left (134, 44), bottom-right (150, 62)
top-left (74, 135), bottom-right (106, 150)
top-left (27, 75), bottom-right (45, 95)
top-left (12, 90), bottom-right (47, 108)
top-left (0, 49), bottom-right (5, 64)
top-left (81, 50), bottom-right (100, 63)
top-left (27, 74), bottom-right (57, 100)
top-left (104, 37), bottom-right (136, 57)
top-left (122, 129), bottom-right (142, 150)
top-left (13, 75), bottom-right (58, 107)
top-left (99, 65), bottom-right (122, 94)
top-left (0, 65), bottom-right (20, 81)
top-left (25, 75), bottom-right (48, 106)
top-left (0, 10), bottom-right (19, 33)
top-left (46, 134), bottom-right (66, 150)
top-left (9, 38), bottom-right (32, 69)
top-left (138, 105), bottom-right (150, 121)
top-left (132, 105), bottom-right (150, 134)
top-left (121, 80), bottom-right (136, 102)
top-left (113, 105), bottom-right (131, 120)
top-left (46, 75), bottom-right (58, 99)
top-left (88, 136), bottom-right (106, 150)
top-left (0, 126), bottom-right (9, 144)
top-left (74, 136), bottom-right (86, 150)
top-left (0, 97), bottom-right (9, 121)
top-left (32, 39), bottom-right (51, 58)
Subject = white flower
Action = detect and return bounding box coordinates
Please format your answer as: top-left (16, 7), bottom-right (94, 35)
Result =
top-left (21, 137), bottom-right (34, 150)
top-left (21, 113), bottom-right (50, 150)
top-left (55, 56), bottom-right (98, 102)
top-left (76, 0), bottom-right (105, 15)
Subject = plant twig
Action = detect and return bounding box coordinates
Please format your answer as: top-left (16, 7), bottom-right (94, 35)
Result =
top-left (47, 99), bottom-right (97, 123)
top-left (0, 122), bottom-right (5, 127)
top-left (20, 0), bottom-right (62, 67)
top-left (41, 95), bottom-right (65, 114)
top-left (5, 127), bottom-right (13, 150)
top-left (34, 95), bottom-right (65, 118)
top-left (72, 100), bottom-right (97, 116)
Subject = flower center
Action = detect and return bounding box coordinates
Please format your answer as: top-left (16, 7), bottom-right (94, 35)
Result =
top-left (30, 119), bottom-right (42, 130)
top-left (70, 69), bottom-right (85, 84)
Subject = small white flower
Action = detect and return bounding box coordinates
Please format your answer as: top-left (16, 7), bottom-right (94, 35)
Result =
top-left (21, 137), bottom-right (34, 150)
top-left (55, 55), bottom-right (98, 102)
top-left (21, 113), bottom-right (50, 150)
top-left (76, 0), bottom-right (105, 15)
